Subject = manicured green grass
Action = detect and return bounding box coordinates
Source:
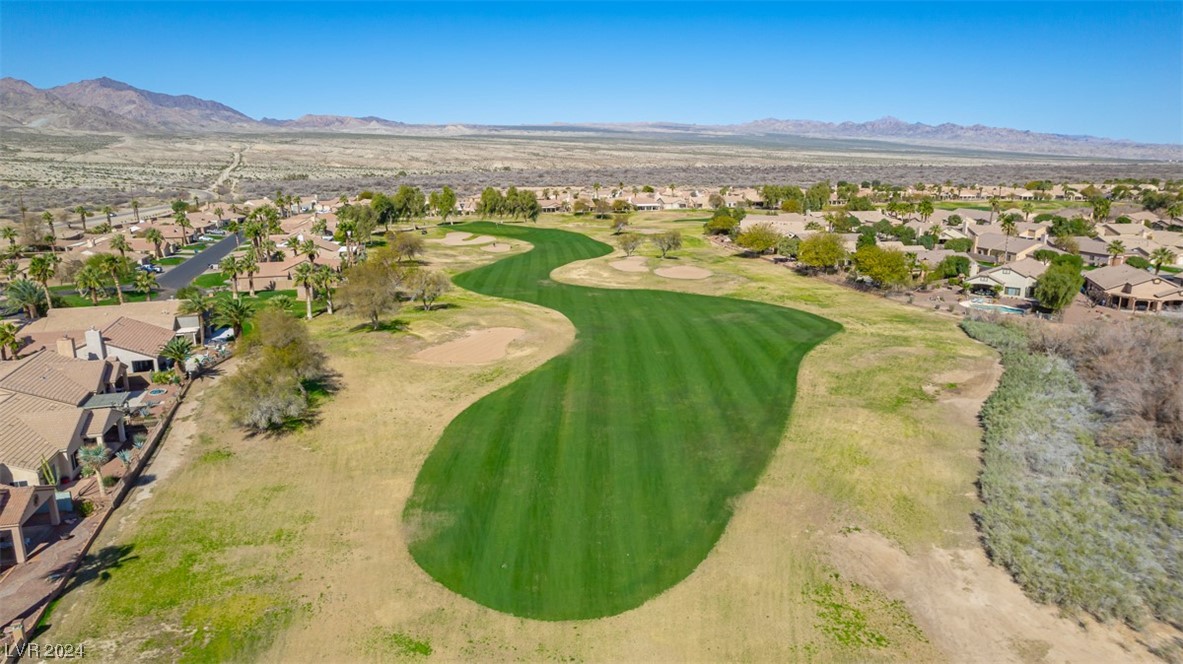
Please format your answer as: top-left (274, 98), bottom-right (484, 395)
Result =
top-left (193, 272), bottom-right (228, 289)
top-left (210, 289), bottom-right (325, 330)
top-left (405, 223), bottom-right (840, 620)
top-left (52, 288), bottom-right (154, 308)
top-left (156, 256), bottom-right (186, 266)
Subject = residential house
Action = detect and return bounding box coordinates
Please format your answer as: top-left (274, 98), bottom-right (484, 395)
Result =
top-left (1085, 264), bottom-right (1183, 312)
top-left (0, 484), bottom-right (61, 566)
top-left (972, 234), bottom-right (1044, 263)
top-left (18, 300), bottom-right (201, 371)
top-left (1074, 237), bottom-right (1122, 267)
top-left (965, 257), bottom-right (1048, 298)
top-left (0, 349), bottom-right (128, 488)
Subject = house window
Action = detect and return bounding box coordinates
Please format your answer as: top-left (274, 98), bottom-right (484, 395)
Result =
top-left (131, 359), bottom-right (155, 373)
top-left (1004, 287), bottom-right (1021, 296)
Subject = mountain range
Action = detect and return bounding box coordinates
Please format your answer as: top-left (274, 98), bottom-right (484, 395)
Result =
top-left (1, 76), bottom-right (1178, 160)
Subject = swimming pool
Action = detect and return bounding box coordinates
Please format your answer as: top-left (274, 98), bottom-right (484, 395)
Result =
top-left (960, 301), bottom-right (1025, 315)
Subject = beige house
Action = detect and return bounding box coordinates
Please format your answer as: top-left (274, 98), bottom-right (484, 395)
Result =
top-left (0, 350), bottom-right (128, 488)
top-left (18, 301), bottom-right (200, 372)
top-left (965, 257), bottom-right (1048, 298)
top-left (973, 234), bottom-right (1044, 263)
top-left (1084, 264), bottom-right (1183, 312)
top-left (1, 484), bottom-right (61, 566)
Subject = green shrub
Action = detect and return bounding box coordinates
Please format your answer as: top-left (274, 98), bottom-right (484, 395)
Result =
top-left (963, 320), bottom-right (1183, 627)
top-left (76, 499), bottom-right (96, 517)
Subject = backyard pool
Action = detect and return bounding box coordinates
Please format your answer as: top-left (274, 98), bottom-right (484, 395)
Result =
top-left (961, 300), bottom-right (1025, 315)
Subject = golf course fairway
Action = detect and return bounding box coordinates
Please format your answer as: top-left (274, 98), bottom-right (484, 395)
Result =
top-left (405, 223), bottom-right (841, 620)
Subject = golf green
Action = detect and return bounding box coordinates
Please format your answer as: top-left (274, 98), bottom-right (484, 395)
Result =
top-left (405, 223), bottom-right (840, 620)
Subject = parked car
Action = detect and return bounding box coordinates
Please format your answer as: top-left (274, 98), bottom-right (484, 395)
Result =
top-left (137, 264), bottom-right (164, 274)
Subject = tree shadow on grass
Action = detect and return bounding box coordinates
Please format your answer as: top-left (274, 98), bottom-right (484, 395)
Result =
top-left (348, 319), bottom-right (409, 334)
top-left (415, 302), bottom-right (460, 312)
top-left (27, 546), bottom-right (136, 636)
top-left (56, 543), bottom-right (139, 592)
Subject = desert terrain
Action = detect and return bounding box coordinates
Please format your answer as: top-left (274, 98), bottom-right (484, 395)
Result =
top-left (3, 125), bottom-right (1179, 220)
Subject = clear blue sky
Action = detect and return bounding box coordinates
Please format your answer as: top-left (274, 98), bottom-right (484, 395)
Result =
top-left (2, 1), bottom-right (1181, 143)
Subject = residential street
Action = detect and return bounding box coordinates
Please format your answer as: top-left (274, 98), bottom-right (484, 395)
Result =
top-left (157, 233), bottom-right (241, 292)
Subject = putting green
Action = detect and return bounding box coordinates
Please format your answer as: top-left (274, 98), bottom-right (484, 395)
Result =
top-left (405, 223), bottom-right (840, 620)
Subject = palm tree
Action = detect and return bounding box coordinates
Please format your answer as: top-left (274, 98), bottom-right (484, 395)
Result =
top-left (77, 443), bottom-right (110, 499)
top-left (241, 253), bottom-right (258, 296)
top-left (1021, 201), bottom-right (1034, 222)
top-left (131, 199), bottom-right (141, 224)
top-left (1150, 247), bottom-right (1176, 275)
top-left (214, 206), bottom-right (224, 223)
top-left (1091, 197), bottom-right (1111, 227)
top-left (27, 253), bottom-right (60, 311)
top-left (988, 196), bottom-right (1001, 224)
top-left (145, 227), bottom-right (165, 259)
top-left (74, 205), bottom-right (91, 231)
top-left (97, 254), bottom-right (129, 305)
top-left (293, 262), bottom-right (317, 320)
top-left (259, 238), bottom-right (278, 262)
top-left (0, 321), bottom-right (21, 360)
top-left (109, 233), bottom-right (130, 258)
top-left (41, 211), bottom-right (55, 241)
top-left (219, 256), bottom-right (242, 299)
top-left (0, 226), bottom-right (18, 249)
top-left (265, 294), bottom-right (294, 312)
top-left (174, 211), bottom-right (193, 245)
top-left (6, 279), bottom-right (44, 319)
top-left (2, 260), bottom-right (19, 282)
top-left (180, 292), bottom-right (215, 341)
top-left (75, 265), bottom-right (108, 305)
top-left (1000, 214), bottom-right (1018, 261)
top-left (213, 297), bottom-right (254, 339)
top-left (161, 336), bottom-right (195, 380)
top-left (313, 264), bottom-right (337, 315)
top-left (917, 198), bottom-right (934, 223)
top-left (101, 205), bottom-right (115, 227)
top-left (301, 239), bottom-right (319, 263)
top-left (133, 269), bottom-right (157, 301)
top-left (1106, 240), bottom-right (1126, 265)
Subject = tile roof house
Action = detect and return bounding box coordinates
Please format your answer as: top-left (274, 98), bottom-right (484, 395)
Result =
top-left (0, 484), bottom-right (61, 566)
top-left (1084, 264), bottom-right (1183, 313)
top-left (18, 301), bottom-right (198, 373)
top-left (972, 234), bottom-right (1044, 263)
top-left (0, 350), bottom-right (128, 488)
top-left (965, 257), bottom-right (1049, 299)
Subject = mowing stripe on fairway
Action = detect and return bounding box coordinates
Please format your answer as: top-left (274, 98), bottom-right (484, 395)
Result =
top-left (405, 223), bottom-right (841, 620)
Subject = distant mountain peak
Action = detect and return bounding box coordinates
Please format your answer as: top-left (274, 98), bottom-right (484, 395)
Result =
top-left (1, 77), bottom-right (1176, 160)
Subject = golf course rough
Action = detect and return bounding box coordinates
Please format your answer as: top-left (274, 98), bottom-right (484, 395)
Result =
top-left (405, 223), bottom-right (841, 620)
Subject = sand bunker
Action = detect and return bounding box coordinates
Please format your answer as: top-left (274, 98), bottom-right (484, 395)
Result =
top-left (413, 328), bottom-right (525, 365)
top-left (655, 265), bottom-right (713, 280)
top-left (609, 256), bottom-right (650, 273)
top-left (481, 242), bottom-right (513, 253)
top-left (442, 232), bottom-right (495, 246)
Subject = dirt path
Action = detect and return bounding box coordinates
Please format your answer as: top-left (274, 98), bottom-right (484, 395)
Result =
top-left (208, 149), bottom-right (242, 196)
top-left (832, 355), bottom-right (1160, 662)
top-left (829, 531), bottom-right (1156, 663)
top-left (114, 362), bottom-right (239, 529)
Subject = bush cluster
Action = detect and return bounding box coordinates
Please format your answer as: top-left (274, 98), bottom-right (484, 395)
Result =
top-left (962, 319), bottom-right (1183, 627)
top-left (218, 309), bottom-right (328, 432)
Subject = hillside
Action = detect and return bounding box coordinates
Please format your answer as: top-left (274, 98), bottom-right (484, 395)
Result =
top-left (0, 77), bottom-right (1178, 160)
top-left (47, 77), bottom-right (256, 131)
top-left (0, 77), bottom-right (142, 132)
